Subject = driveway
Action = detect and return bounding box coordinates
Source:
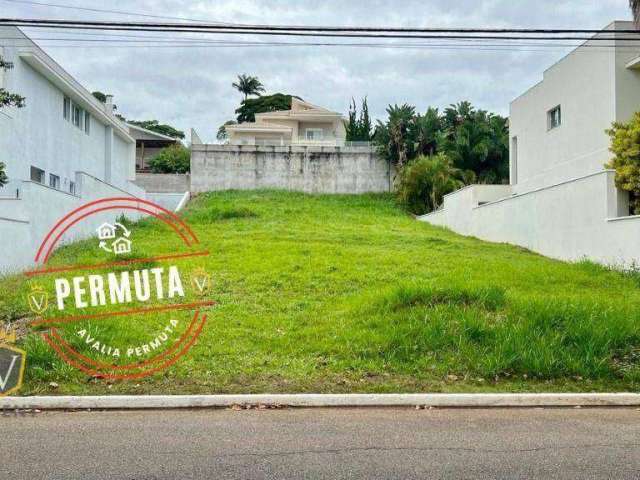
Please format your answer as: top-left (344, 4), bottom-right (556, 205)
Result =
top-left (2, 407), bottom-right (639, 479)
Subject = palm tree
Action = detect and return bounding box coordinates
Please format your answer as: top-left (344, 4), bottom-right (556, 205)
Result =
top-left (232, 74), bottom-right (265, 101)
top-left (632, 0), bottom-right (640, 28)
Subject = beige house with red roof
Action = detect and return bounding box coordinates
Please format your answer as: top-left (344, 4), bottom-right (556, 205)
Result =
top-left (226, 98), bottom-right (346, 146)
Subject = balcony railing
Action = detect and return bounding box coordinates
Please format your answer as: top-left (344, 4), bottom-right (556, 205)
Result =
top-left (233, 139), bottom-right (374, 148)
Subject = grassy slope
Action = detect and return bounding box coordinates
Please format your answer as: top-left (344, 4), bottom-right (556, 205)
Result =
top-left (2, 190), bottom-right (640, 394)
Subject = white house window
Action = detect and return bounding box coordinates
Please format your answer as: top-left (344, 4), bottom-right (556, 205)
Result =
top-left (547, 105), bottom-right (561, 130)
top-left (63, 96), bottom-right (71, 121)
top-left (84, 113), bottom-right (91, 134)
top-left (30, 166), bottom-right (45, 184)
top-left (72, 104), bottom-right (82, 128)
top-left (305, 128), bottom-right (324, 141)
top-left (69, 181), bottom-right (76, 195)
top-left (49, 174), bottom-right (60, 189)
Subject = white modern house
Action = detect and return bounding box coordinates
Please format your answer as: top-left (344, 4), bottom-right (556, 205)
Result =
top-left (226, 98), bottom-right (347, 146)
top-left (0, 26), bottom-right (146, 272)
top-left (420, 21), bottom-right (640, 266)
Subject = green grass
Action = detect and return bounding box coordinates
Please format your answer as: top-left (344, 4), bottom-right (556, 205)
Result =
top-left (2, 189), bottom-right (640, 394)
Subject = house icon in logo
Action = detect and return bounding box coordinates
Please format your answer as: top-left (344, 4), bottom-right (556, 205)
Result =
top-left (97, 222), bottom-right (117, 240)
top-left (112, 237), bottom-right (132, 255)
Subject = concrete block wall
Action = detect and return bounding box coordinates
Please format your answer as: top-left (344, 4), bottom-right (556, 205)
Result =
top-left (134, 173), bottom-right (190, 193)
top-left (190, 145), bottom-right (392, 194)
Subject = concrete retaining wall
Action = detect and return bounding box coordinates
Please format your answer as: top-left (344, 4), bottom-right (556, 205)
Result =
top-left (134, 173), bottom-right (190, 193)
top-left (0, 172), bottom-right (146, 274)
top-left (420, 170), bottom-right (640, 267)
top-left (191, 144), bottom-right (392, 194)
top-left (146, 192), bottom-right (188, 212)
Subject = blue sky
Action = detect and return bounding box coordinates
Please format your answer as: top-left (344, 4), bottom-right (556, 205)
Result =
top-left (1, 0), bottom-right (633, 141)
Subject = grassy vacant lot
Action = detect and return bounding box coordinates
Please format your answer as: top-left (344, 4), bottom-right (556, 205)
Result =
top-left (2, 190), bottom-right (640, 395)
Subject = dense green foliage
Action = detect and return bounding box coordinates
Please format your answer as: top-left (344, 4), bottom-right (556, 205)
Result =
top-left (148, 144), bottom-right (191, 173)
top-left (0, 161), bottom-right (8, 188)
top-left (374, 104), bottom-right (417, 168)
top-left (374, 101), bottom-right (509, 183)
top-left (217, 120), bottom-right (237, 141)
top-left (606, 112), bottom-right (640, 214)
top-left (346, 97), bottom-right (373, 141)
top-left (3, 191), bottom-right (640, 395)
top-left (235, 93), bottom-right (300, 123)
top-left (232, 74), bottom-right (265, 100)
top-left (396, 154), bottom-right (464, 215)
top-left (127, 119), bottom-right (185, 140)
top-left (91, 90), bottom-right (115, 110)
top-left (439, 102), bottom-right (509, 184)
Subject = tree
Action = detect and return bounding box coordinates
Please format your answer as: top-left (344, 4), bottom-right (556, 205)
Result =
top-left (345, 97), bottom-right (373, 142)
top-left (235, 93), bottom-right (300, 123)
top-left (374, 101), bottom-right (509, 184)
top-left (631, 0), bottom-right (640, 28)
top-left (127, 119), bottom-right (185, 139)
top-left (217, 120), bottom-right (237, 142)
top-left (396, 153), bottom-right (464, 215)
top-left (439, 101), bottom-right (509, 183)
top-left (148, 144), bottom-right (191, 174)
top-left (606, 112), bottom-right (640, 214)
top-left (374, 104), bottom-right (416, 168)
top-left (1, 55), bottom-right (26, 187)
top-left (0, 163), bottom-right (8, 188)
top-left (413, 107), bottom-right (441, 157)
top-left (232, 74), bottom-right (265, 101)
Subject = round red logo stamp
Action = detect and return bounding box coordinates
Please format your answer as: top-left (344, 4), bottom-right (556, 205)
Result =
top-left (24, 197), bottom-right (213, 380)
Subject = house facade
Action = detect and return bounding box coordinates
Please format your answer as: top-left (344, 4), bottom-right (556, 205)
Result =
top-left (420, 21), bottom-right (640, 266)
top-left (226, 98), bottom-right (347, 146)
top-left (0, 26), bottom-right (146, 272)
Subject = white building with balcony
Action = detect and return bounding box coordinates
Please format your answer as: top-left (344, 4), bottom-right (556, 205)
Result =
top-left (420, 21), bottom-right (640, 266)
top-left (0, 26), bottom-right (146, 272)
top-left (225, 98), bottom-right (347, 147)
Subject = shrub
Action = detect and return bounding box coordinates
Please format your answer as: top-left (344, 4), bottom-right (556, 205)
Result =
top-left (0, 161), bottom-right (7, 187)
top-left (148, 144), bottom-right (190, 174)
top-left (396, 153), bottom-right (464, 215)
top-left (606, 112), bottom-right (640, 214)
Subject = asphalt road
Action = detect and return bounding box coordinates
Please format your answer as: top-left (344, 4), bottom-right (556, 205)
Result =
top-left (2, 407), bottom-right (639, 479)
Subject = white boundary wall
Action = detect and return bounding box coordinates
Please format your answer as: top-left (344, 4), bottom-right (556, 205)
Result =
top-left (0, 172), bottom-right (146, 274)
top-left (420, 170), bottom-right (640, 267)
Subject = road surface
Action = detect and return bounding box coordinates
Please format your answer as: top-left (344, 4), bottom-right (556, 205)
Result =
top-left (2, 407), bottom-right (639, 479)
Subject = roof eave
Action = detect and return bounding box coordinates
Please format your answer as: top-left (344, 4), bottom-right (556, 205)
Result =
top-left (19, 50), bottom-right (134, 143)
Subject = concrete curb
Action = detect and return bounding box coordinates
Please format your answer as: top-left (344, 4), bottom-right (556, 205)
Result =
top-left (2, 393), bottom-right (640, 410)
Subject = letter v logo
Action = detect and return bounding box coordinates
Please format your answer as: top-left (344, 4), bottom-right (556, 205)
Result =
top-left (0, 346), bottom-right (25, 396)
top-left (0, 355), bottom-right (19, 391)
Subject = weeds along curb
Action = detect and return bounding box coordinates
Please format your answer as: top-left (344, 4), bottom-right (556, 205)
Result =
top-left (2, 393), bottom-right (640, 410)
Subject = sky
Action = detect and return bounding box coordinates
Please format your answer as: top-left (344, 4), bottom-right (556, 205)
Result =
top-left (1, 0), bottom-right (634, 142)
